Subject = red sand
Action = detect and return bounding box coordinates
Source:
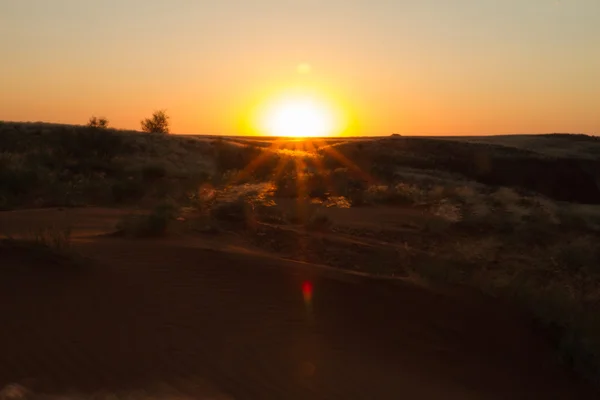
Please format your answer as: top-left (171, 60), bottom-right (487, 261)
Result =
top-left (0, 208), bottom-right (595, 399)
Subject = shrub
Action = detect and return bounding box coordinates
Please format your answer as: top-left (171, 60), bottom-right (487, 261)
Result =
top-left (213, 141), bottom-right (264, 174)
top-left (0, 162), bottom-right (41, 197)
top-left (111, 179), bottom-right (146, 204)
top-left (274, 173), bottom-right (299, 198)
top-left (305, 173), bottom-right (329, 199)
top-left (29, 224), bottom-right (73, 252)
top-left (211, 197), bottom-right (256, 229)
top-left (141, 163), bottom-right (168, 182)
top-left (87, 116), bottom-right (109, 129)
top-left (361, 183), bottom-right (424, 206)
top-left (141, 110), bottom-right (170, 134)
top-left (52, 127), bottom-right (124, 161)
top-left (1, 222), bottom-right (78, 270)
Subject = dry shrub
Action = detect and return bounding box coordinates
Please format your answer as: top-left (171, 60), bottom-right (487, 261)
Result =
top-left (1, 223), bottom-right (80, 270)
top-left (508, 237), bottom-right (600, 383)
top-left (211, 197), bottom-right (255, 225)
top-left (421, 220), bottom-right (600, 384)
top-left (29, 225), bottom-right (73, 252)
top-left (397, 183), bottom-right (600, 383)
top-left (360, 183), bottom-right (424, 206)
top-left (430, 200), bottom-right (462, 222)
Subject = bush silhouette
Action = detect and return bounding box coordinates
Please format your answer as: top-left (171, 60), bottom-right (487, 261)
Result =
top-left (141, 110), bottom-right (170, 134)
top-left (87, 116), bottom-right (109, 129)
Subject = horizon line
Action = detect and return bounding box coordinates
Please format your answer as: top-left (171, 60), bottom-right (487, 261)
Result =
top-left (1, 119), bottom-right (597, 138)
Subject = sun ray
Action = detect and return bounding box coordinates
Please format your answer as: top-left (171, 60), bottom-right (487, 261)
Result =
top-left (227, 139), bottom-right (285, 185)
top-left (294, 156), bottom-right (309, 222)
top-left (271, 154), bottom-right (292, 183)
top-left (312, 138), bottom-right (375, 184)
top-left (304, 141), bottom-right (338, 196)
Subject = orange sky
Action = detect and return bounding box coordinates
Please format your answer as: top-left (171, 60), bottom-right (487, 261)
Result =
top-left (1, 1), bottom-right (599, 136)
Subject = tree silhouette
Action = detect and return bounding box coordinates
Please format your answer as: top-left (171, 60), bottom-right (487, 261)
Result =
top-left (141, 110), bottom-right (170, 134)
top-left (88, 116), bottom-right (109, 129)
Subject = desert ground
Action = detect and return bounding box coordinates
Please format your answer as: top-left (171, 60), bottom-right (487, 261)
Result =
top-left (1, 122), bottom-right (599, 399)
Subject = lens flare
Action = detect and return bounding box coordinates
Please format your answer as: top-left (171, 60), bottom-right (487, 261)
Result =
top-left (302, 281), bottom-right (313, 303)
top-left (297, 63), bottom-right (312, 74)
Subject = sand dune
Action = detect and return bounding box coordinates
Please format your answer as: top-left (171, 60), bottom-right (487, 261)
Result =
top-left (0, 208), bottom-right (594, 399)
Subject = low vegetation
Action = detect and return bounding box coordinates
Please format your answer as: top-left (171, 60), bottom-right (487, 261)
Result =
top-left (87, 116), bottom-right (109, 129)
top-left (1, 223), bottom-right (79, 270)
top-left (115, 202), bottom-right (179, 237)
top-left (1, 121), bottom-right (599, 385)
top-left (0, 121), bottom-right (214, 209)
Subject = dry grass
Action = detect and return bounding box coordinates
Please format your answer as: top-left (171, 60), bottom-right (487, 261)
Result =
top-left (396, 186), bottom-right (600, 383)
top-left (0, 122), bottom-right (215, 209)
top-left (1, 223), bottom-right (80, 271)
top-left (2, 121), bottom-right (600, 385)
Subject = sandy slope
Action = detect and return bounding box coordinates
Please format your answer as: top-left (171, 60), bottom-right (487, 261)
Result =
top-left (0, 208), bottom-right (595, 399)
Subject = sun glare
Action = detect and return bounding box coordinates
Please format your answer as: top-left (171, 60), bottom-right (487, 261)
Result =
top-left (259, 95), bottom-right (339, 137)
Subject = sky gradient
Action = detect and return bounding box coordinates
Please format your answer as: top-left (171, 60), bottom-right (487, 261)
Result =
top-left (1, 0), bottom-right (599, 135)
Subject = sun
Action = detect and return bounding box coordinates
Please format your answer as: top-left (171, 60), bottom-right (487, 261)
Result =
top-left (259, 95), bottom-right (337, 137)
